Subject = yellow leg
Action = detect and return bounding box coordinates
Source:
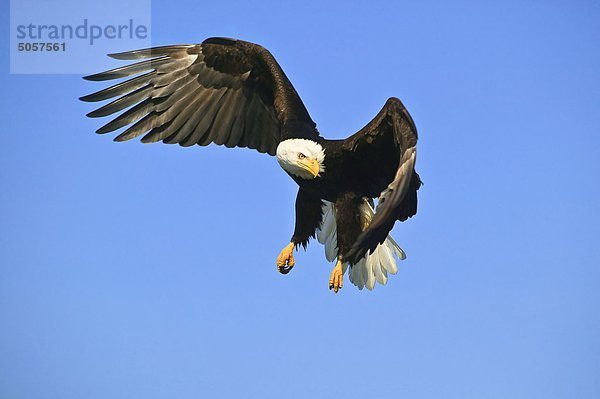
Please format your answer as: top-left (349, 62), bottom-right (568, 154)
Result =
top-left (329, 258), bottom-right (344, 293)
top-left (276, 242), bottom-right (295, 274)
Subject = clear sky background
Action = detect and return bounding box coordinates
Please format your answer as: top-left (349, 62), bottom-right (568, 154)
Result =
top-left (1, 1), bottom-right (599, 398)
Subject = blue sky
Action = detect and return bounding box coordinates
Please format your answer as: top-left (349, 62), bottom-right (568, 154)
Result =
top-left (1, 1), bottom-right (599, 398)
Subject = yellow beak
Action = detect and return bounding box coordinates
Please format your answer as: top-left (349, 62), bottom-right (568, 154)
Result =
top-left (299, 159), bottom-right (320, 178)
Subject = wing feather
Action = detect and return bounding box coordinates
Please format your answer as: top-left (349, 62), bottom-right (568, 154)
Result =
top-left (108, 45), bottom-right (195, 60)
top-left (162, 89), bottom-right (215, 145)
top-left (141, 87), bottom-right (205, 143)
top-left (96, 98), bottom-right (154, 134)
top-left (80, 71), bottom-right (156, 102)
top-left (83, 57), bottom-right (171, 81)
top-left (86, 85), bottom-right (153, 117)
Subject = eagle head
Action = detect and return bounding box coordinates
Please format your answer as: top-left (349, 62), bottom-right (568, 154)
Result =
top-left (276, 139), bottom-right (325, 179)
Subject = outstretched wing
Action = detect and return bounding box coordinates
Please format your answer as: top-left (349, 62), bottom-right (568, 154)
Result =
top-left (343, 97), bottom-right (421, 264)
top-left (80, 37), bottom-right (319, 155)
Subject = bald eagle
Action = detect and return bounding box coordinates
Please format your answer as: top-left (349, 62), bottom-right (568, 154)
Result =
top-left (81, 37), bottom-right (421, 293)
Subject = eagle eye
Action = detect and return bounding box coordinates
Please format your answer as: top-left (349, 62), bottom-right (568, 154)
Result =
top-left (298, 153), bottom-right (306, 159)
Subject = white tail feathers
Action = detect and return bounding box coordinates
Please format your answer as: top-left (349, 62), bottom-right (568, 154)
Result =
top-left (316, 200), bottom-right (406, 290)
top-left (316, 202), bottom-right (338, 262)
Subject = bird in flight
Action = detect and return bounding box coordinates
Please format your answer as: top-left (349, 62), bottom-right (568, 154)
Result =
top-left (81, 37), bottom-right (421, 293)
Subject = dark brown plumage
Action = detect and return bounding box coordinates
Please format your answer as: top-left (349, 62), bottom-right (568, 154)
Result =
top-left (81, 38), bottom-right (320, 153)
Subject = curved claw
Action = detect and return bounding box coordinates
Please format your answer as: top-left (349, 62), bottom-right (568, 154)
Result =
top-left (276, 242), bottom-right (295, 275)
top-left (278, 264), bottom-right (294, 274)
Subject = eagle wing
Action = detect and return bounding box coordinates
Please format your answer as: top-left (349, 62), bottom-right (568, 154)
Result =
top-left (342, 97), bottom-right (421, 264)
top-left (80, 37), bottom-right (319, 155)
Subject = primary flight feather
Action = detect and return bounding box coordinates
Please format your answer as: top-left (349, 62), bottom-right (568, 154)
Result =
top-left (81, 37), bottom-right (422, 292)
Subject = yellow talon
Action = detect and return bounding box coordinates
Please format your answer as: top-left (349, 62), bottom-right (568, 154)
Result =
top-left (276, 242), bottom-right (295, 274)
top-left (328, 258), bottom-right (344, 293)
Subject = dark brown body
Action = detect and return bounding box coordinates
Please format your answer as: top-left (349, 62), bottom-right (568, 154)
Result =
top-left (290, 124), bottom-right (421, 264)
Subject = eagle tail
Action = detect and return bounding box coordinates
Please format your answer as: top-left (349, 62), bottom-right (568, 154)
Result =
top-left (316, 200), bottom-right (406, 290)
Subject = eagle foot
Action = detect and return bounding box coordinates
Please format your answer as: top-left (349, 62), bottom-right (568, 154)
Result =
top-left (328, 259), bottom-right (344, 293)
top-left (276, 242), bottom-right (295, 274)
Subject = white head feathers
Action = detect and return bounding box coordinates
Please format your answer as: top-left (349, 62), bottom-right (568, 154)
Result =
top-left (276, 139), bottom-right (326, 179)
